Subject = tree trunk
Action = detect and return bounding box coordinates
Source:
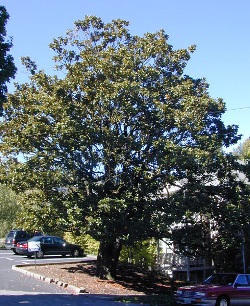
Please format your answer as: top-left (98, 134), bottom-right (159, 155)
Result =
top-left (96, 238), bottom-right (122, 280)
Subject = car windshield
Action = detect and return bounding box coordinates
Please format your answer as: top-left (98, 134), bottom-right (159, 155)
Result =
top-left (203, 274), bottom-right (237, 286)
top-left (6, 232), bottom-right (14, 238)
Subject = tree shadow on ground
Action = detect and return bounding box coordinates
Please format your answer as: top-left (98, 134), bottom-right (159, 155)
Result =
top-left (62, 261), bottom-right (175, 295)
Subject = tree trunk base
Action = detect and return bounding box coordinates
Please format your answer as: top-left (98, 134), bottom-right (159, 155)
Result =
top-left (96, 239), bottom-right (122, 279)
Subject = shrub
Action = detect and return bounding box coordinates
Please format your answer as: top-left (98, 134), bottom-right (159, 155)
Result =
top-left (120, 239), bottom-right (158, 270)
top-left (64, 232), bottom-right (99, 255)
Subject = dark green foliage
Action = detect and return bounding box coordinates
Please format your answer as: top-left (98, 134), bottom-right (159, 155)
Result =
top-left (0, 6), bottom-right (16, 115)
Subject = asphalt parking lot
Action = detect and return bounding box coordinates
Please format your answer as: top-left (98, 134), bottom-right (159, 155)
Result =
top-left (0, 249), bottom-right (139, 306)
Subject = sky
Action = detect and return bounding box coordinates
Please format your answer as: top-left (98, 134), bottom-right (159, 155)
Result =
top-left (2, 0), bottom-right (250, 150)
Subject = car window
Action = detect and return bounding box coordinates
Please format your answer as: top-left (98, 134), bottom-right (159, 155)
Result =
top-left (17, 232), bottom-right (28, 238)
top-left (53, 237), bottom-right (65, 244)
top-left (203, 274), bottom-right (237, 285)
top-left (42, 237), bottom-right (53, 244)
top-left (6, 232), bottom-right (14, 238)
top-left (236, 275), bottom-right (250, 286)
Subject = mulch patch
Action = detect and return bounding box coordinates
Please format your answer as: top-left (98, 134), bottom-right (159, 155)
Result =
top-left (62, 261), bottom-right (174, 294)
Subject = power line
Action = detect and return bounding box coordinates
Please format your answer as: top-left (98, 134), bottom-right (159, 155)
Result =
top-left (226, 106), bottom-right (250, 112)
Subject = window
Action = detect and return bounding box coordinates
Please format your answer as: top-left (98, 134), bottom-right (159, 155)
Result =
top-left (42, 237), bottom-right (52, 244)
top-left (53, 237), bottom-right (64, 245)
top-left (235, 275), bottom-right (249, 286)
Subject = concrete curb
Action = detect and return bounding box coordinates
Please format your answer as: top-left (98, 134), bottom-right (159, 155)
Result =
top-left (12, 264), bottom-right (87, 294)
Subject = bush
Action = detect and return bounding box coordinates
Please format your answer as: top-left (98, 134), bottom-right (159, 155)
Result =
top-left (64, 232), bottom-right (99, 255)
top-left (120, 239), bottom-right (158, 270)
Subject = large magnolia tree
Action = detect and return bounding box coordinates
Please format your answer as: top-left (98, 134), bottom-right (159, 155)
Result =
top-left (0, 16), bottom-right (241, 278)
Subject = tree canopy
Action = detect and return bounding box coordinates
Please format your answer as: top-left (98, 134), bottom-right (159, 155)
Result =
top-left (0, 6), bottom-right (16, 115)
top-left (233, 138), bottom-right (250, 162)
top-left (0, 16), bottom-right (241, 278)
top-left (0, 184), bottom-right (17, 237)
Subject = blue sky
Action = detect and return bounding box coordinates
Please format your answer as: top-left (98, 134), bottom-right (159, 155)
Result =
top-left (2, 0), bottom-right (250, 150)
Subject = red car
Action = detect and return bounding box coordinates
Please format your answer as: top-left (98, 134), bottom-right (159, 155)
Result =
top-left (175, 273), bottom-right (250, 306)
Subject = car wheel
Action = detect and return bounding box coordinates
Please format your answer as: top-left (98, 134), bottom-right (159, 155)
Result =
top-left (13, 249), bottom-right (17, 254)
top-left (71, 248), bottom-right (80, 257)
top-left (216, 296), bottom-right (230, 306)
top-left (36, 250), bottom-right (44, 258)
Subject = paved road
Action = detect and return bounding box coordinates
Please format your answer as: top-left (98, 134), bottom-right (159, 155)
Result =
top-left (0, 249), bottom-right (140, 305)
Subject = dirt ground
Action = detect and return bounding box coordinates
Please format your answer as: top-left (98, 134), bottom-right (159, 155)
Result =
top-left (23, 260), bottom-right (174, 296)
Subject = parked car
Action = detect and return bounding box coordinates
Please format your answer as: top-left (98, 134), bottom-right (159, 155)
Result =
top-left (15, 235), bottom-right (84, 258)
top-left (175, 273), bottom-right (250, 305)
top-left (5, 230), bottom-right (34, 253)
